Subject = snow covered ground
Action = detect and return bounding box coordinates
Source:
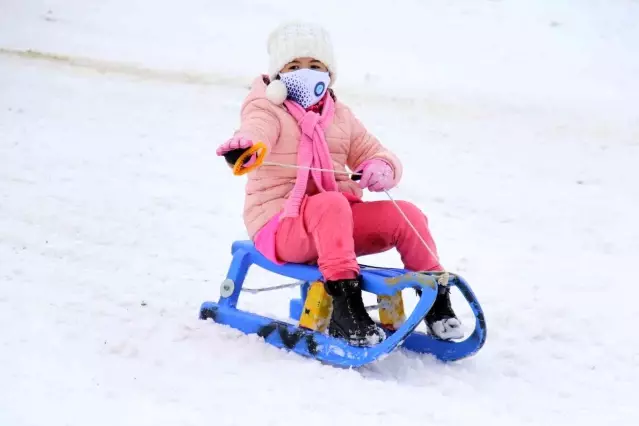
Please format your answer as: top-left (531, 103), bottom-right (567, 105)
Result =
top-left (1, 1), bottom-right (638, 425)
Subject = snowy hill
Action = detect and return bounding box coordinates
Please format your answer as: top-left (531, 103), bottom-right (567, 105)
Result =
top-left (1, 1), bottom-right (638, 425)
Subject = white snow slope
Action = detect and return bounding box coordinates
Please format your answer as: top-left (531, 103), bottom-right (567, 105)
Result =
top-left (1, 1), bottom-right (638, 425)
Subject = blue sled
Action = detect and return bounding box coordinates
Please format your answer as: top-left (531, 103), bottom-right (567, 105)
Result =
top-left (199, 240), bottom-right (486, 368)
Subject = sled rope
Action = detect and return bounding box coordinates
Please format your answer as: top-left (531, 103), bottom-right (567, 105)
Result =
top-left (233, 145), bottom-right (449, 286)
top-left (260, 161), bottom-right (357, 176)
top-left (380, 189), bottom-right (440, 260)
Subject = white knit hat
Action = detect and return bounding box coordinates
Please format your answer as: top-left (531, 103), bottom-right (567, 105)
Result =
top-left (265, 21), bottom-right (336, 105)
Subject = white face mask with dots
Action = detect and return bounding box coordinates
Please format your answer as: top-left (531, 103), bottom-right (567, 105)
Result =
top-left (279, 69), bottom-right (331, 109)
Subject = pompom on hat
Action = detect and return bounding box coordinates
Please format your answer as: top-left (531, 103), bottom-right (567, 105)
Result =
top-left (265, 21), bottom-right (336, 105)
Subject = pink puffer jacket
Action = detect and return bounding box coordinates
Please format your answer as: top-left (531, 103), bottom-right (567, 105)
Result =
top-left (234, 76), bottom-right (403, 239)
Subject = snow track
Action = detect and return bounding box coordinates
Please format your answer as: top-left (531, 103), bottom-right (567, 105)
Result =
top-left (1, 1), bottom-right (638, 425)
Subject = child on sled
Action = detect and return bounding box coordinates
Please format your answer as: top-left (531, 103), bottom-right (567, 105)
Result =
top-left (217, 21), bottom-right (463, 346)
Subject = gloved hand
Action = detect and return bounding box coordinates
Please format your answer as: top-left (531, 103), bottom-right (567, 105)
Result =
top-left (355, 159), bottom-right (395, 192)
top-left (216, 136), bottom-right (254, 166)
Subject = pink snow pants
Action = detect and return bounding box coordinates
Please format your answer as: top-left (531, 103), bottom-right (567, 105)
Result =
top-left (275, 192), bottom-right (443, 281)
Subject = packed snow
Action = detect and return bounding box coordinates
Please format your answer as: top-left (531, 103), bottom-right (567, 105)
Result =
top-left (1, 1), bottom-right (638, 425)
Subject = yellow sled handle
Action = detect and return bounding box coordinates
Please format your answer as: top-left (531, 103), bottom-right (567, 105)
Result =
top-left (232, 141), bottom-right (268, 176)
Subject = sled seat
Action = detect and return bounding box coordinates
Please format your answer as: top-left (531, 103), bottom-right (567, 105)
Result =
top-left (226, 240), bottom-right (436, 298)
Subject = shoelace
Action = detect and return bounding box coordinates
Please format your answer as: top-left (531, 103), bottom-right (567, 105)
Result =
top-left (346, 293), bottom-right (374, 323)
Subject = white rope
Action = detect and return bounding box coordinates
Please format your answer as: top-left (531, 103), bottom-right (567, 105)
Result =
top-left (262, 161), bottom-right (355, 175)
top-left (381, 188), bottom-right (439, 261)
top-left (259, 161), bottom-right (448, 281)
top-left (381, 188), bottom-right (450, 286)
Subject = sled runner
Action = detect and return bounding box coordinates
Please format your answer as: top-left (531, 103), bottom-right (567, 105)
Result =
top-left (199, 240), bottom-right (487, 368)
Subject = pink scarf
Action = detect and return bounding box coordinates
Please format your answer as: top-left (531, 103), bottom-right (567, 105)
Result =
top-left (281, 95), bottom-right (337, 218)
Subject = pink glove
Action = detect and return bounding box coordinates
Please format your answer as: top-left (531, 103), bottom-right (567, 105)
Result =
top-left (356, 159), bottom-right (395, 192)
top-left (216, 136), bottom-right (253, 156)
top-left (216, 136), bottom-right (259, 168)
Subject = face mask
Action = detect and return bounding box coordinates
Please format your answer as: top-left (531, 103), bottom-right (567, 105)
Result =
top-left (279, 68), bottom-right (330, 109)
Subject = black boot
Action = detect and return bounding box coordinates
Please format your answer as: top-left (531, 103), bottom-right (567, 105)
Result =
top-left (325, 277), bottom-right (385, 347)
top-left (418, 284), bottom-right (464, 340)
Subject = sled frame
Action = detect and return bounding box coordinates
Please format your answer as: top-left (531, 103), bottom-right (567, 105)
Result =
top-left (199, 240), bottom-right (486, 367)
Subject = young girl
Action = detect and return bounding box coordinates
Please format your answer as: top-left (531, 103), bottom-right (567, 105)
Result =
top-left (216, 21), bottom-right (462, 346)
